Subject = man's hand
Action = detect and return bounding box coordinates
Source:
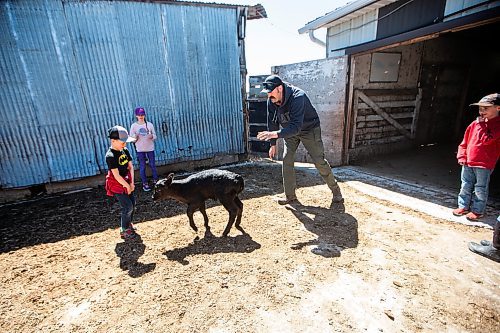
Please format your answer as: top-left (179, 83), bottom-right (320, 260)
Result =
top-left (257, 131), bottom-right (278, 141)
top-left (269, 145), bottom-right (276, 159)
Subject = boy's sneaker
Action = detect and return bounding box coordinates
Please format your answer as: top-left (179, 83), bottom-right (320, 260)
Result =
top-left (143, 184), bottom-right (151, 192)
top-left (129, 222), bottom-right (137, 231)
top-left (466, 212), bottom-right (483, 221)
top-left (120, 228), bottom-right (137, 240)
top-left (452, 208), bottom-right (469, 216)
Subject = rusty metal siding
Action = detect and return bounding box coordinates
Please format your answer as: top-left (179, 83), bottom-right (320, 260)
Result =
top-left (0, 0), bottom-right (244, 188)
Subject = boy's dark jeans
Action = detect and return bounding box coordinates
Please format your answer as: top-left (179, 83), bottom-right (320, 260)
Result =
top-left (115, 192), bottom-right (136, 231)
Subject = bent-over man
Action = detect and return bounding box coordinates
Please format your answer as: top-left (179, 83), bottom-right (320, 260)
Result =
top-left (257, 75), bottom-right (343, 205)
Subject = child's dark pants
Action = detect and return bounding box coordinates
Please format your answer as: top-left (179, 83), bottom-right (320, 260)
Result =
top-left (115, 192), bottom-right (136, 231)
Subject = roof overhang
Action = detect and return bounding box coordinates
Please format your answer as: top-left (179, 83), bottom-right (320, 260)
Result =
top-left (298, 0), bottom-right (397, 34)
top-left (120, 1), bottom-right (267, 20)
top-left (343, 6), bottom-right (500, 55)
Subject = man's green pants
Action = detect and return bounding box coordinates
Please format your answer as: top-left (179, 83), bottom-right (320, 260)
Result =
top-left (282, 126), bottom-right (339, 199)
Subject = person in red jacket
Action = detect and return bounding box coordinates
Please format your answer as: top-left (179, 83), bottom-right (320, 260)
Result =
top-left (453, 93), bottom-right (500, 221)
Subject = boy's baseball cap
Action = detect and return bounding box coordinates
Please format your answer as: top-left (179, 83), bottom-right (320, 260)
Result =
top-left (469, 93), bottom-right (500, 107)
top-left (108, 125), bottom-right (135, 143)
top-left (261, 75), bottom-right (283, 93)
top-left (134, 107), bottom-right (146, 116)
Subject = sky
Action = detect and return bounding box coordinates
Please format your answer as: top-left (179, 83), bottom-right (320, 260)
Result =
top-left (196, 0), bottom-right (352, 77)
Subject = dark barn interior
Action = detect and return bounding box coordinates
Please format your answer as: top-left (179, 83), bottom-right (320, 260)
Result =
top-left (357, 20), bottom-right (500, 201)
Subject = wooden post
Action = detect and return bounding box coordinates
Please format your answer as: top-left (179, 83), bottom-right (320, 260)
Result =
top-left (350, 89), bottom-right (359, 149)
top-left (411, 88), bottom-right (422, 139)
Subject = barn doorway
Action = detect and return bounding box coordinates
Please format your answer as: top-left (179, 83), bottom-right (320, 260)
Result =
top-left (348, 20), bottom-right (500, 205)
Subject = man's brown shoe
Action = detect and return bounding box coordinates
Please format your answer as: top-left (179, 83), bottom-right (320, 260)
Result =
top-left (275, 196), bottom-right (298, 205)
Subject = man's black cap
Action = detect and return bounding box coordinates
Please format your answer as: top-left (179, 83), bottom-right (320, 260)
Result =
top-left (261, 75), bottom-right (283, 93)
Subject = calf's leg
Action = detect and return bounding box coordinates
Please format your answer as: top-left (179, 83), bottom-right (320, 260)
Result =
top-left (186, 204), bottom-right (199, 233)
top-left (234, 197), bottom-right (244, 232)
top-left (199, 201), bottom-right (210, 231)
top-left (219, 196), bottom-right (239, 237)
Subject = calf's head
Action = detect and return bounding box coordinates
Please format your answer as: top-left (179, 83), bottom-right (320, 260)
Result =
top-left (152, 173), bottom-right (174, 201)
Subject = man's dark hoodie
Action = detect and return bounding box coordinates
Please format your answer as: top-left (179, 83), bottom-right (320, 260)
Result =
top-left (267, 81), bottom-right (320, 146)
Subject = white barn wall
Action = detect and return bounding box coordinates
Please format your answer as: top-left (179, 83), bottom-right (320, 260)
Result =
top-left (326, 9), bottom-right (378, 58)
top-left (273, 56), bottom-right (348, 166)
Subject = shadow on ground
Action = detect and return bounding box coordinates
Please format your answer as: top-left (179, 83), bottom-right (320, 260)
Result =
top-left (163, 232), bottom-right (261, 265)
top-left (115, 235), bottom-right (156, 278)
top-left (0, 163), bottom-right (318, 253)
top-left (286, 200), bottom-right (358, 258)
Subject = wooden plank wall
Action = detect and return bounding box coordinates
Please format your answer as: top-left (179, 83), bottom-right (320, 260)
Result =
top-left (351, 88), bottom-right (421, 148)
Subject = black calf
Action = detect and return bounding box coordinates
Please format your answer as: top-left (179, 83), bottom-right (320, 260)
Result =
top-left (152, 169), bottom-right (244, 237)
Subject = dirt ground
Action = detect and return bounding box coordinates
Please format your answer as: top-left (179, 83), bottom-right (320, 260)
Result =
top-left (0, 161), bottom-right (499, 332)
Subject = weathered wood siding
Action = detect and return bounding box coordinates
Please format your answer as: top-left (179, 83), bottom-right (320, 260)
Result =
top-left (349, 44), bottom-right (422, 160)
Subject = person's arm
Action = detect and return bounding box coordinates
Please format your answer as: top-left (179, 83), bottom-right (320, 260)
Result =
top-left (148, 122), bottom-right (157, 140)
top-left (127, 161), bottom-right (135, 193)
top-left (457, 125), bottom-right (471, 165)
top-left (257, 100), bottom-right (280, 145)
top-left (130, 123), bottom-right (139, 141)
top-left (276, 94), bottom-right (305, 139)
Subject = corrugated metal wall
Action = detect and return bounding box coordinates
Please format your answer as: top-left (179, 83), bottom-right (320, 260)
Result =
top-left (444, 0), bottom-right (499, 20)
top-left (0, 0), bottom-right (245, 188)
top-left (376, 0), bottom-right (447, 39)
top-left (327, 9), bottom-right (378, 58)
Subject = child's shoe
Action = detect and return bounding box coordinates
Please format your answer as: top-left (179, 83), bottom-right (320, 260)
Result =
top-left (452, 207), bottom-right (469, 216)
top-left (120, 228), bottom-right (137, 240)
top-left (143, 183), bottom-right (151, 192)
top-left (465, 212), bottom-right (483, 221)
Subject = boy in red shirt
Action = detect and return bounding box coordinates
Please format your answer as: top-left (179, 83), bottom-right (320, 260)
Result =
top-left (453, 93), bottom-right (500, 221)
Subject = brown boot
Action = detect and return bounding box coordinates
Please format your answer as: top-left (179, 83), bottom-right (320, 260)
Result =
top-left (274, 194), bottom-right (298, 205)
top-left (331, 186), bottom-right (344, 203)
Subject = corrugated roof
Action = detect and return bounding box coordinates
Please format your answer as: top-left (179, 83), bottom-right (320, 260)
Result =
top-left (93, 0), bottom-right (267, 19)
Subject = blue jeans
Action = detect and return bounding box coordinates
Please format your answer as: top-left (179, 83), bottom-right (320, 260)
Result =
top-left (137, 151), bottom-right (158, 185)
top-left (115, 192), bottom-right (136, 231)
top-left (458, 166), bottom-right (492, 214)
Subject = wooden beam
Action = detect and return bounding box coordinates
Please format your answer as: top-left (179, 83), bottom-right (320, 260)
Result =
top-left (411, 88), bottom-right (423, 139)
top-left (357, 90), bottom-right (413, 139)
top-left (350, 89), bottom-right (359, 149)
top-left (357, 100), bottom-right (416, 109)
top-left (357, 111), bottom-right (414, 122)
top-left (344, 55), bottom-right (356, 164)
